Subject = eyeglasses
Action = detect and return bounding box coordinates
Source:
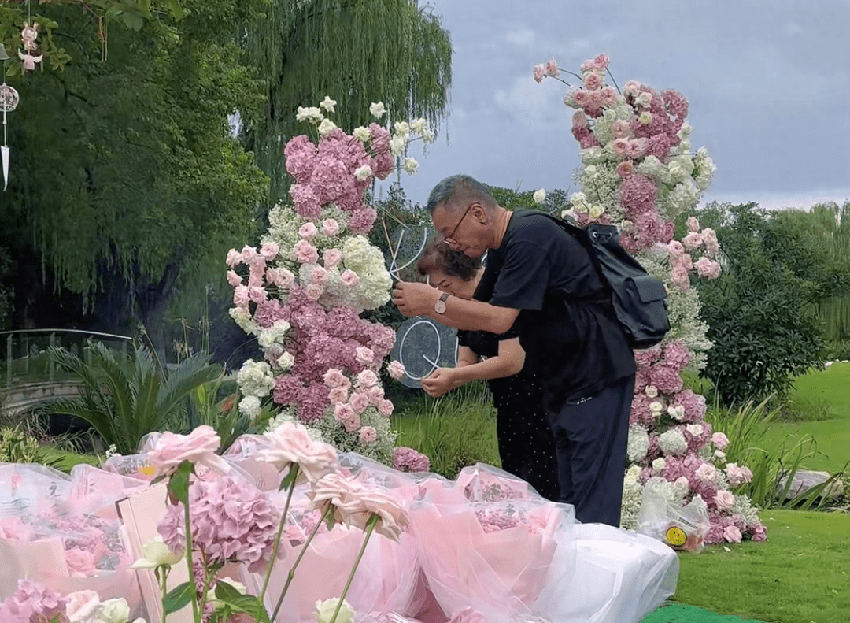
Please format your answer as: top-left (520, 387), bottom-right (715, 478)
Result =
top-left (443, 203), bottom-right (477, 249)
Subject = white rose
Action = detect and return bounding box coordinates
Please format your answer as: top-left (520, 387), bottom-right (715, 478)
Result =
top-left (403, 157), bottom-right (419, 174)
top-left (320, 95), bottom-right (337, 112)
top-left (99, 599), bottom-right (131, 623)
top-left (354, 164), bottom-right (372, 181)
top-left (390, 136), bottom-right (406, 157)
top-left (315, 598), bottom-right (355, 623)
top-left (410, 117), bottom-right (428, 134)
top-left (652, 458), bottom-right (666, 471)
top-left (533, 189), bottom-right (546, 204)
top-left (318, 118), bottom-right (338, 136)
top-left (639, 111), bottom-right (652, 125)
top-left (686, 424), bottom-right (704, 436)
top-left (421, 128), bottom-right (435, 143)
top-left (649, 401), bottom-right (663, 414)
top-left (589, 204), bottom-right (605, 218)
top-left (369, 101), bottom-right (387, 118)
top-left (644, 385), bottom-right (658, 398)
top-left (560, 208), bottom-right (576, 219)
top-left (65, 591), bottom-right (101, 623)
top-left (393, 121), bottom-right (410, 138)
top-left (714, 450), bottom-right (727, 462)
top-left (278, 351), bottom-right (295, 370)
top-left (353, 126), bottom-right (370, 142)
top-left (131, 536), bottom-right (184, 569)
top-left (667, 405), bottom-right (686, 421)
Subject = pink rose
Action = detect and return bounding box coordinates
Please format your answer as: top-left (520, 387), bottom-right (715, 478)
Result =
top-left (367, 385), bottom-right (385, 404)
top-left (260, 242), bottom-right (280, 260)
top-left (241, 246), bottom-right (258, 263)
top-left (348, 392), bottom-right (370, 415)
top-left (147, 425), bottom-right (229, 476)
top-left (572, 111), bottom-right (589, 129)
top-left (694, 257), bottom-right (721, 279)
top-left (322, 218), bottom-right (340, 237)
top-left (615, 160), bottom-right (634, 178)
top-left (696, 463), bottom-right (717, 482)
top-left (355, 369), bottom-right (379, 389)
top-left (65, 591), bottom-right (101, 623)
top-left (600, 86), bottom-right (618, 106)
top-left (682, 231), bottom-right (703, 250)
top-left (323, 248), bottom-right (343, 269)
top-left (226, 270), bottom-right (242, 287)
top-left (386, 360), bottom-right (406, 381)
top-left (702, 228), bottom-right (720, 255)
top-left (310, 266), bottom-right (330, 285)
top-left (572, 89), bottom-right (590, 107)
top-left (612, 138), bottom-right (629, 156)
top-left (226, 249), bottom-right (243, 267)
top-left (328, 387), bottom-right (349, 404)
top-left (611, 119), bottom-right (631, 139)
top-left (584, 71), bottom-right (603, 90)
top-left (258, 421), bottom-right (339, 483)
top-left (299, 222), bottom-right (318, 239)
top-left (266, 267), bottom-right (295, 288)
top-left (752, 523), bottom-right (767, 541)
top-left (323, 369), bottom-right (349, 389)
top-left (294, 240), bottom-right (319, 264)
top-left (544, 58), bottom-right (559, 77)
top-left (305, 284), bottom-right (323, 300)
top-left (687, 216), bottom-right (701, 232)
top-left (667, 240), bottom-right (685, 256)
top-left (377, 399), bottom-right (394, 417)
top-left (449, 607), bottom-right (487, 623)
top-left (714, 490), bottom-right (735, 512)
top-left (333, 404), bottom-right (361, 432)
top-left (723, 525), bottom-right (742, 543)
top-left (533, 64), bottom-right (545, 83)
top-left (626, 138), bottom-right (647, 158)
top-left (233, 285), bottom-right (250, 309)
top-left (671, 266), bottom-right (690, 290)
top-left (359, 426), bottom-right (378, 445)
top-left (623, 80), bottom-right (642, 97)
top-left (340, 269), bottom-right (360, 287)
top-left (248, 286), bottom-right (267, 304)
top-left (711, 432), bottom-right (729, 450)
top-left (355, 346), bottom-right (374, 366)
top-left (64, 548), bottom-right (97, 577)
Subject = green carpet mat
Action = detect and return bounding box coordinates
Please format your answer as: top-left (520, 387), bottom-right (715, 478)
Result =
top-left (641, 604), bottom-right (768, 623)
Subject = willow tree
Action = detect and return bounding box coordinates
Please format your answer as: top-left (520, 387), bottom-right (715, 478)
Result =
top-left (240, 0), bottom-right (453, 202)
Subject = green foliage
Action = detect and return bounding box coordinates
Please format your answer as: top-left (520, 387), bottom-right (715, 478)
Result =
top-left (241, 0), bottom-right (452, 203)
top-left (693, 202), bottom-right (841, 405)
top-left (45, 341), bottom-right (222, 454)
top-left (391, 381), bottom-right (500, 479)
top-left (189, 378), bottom-right (273, 453)
top-left (489, 186), bottom-right (572, 215)
top-left (0, 425), bottom-right (62, 468)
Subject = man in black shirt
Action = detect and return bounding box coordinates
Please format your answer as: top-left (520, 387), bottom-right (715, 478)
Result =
top-left (393, 174), bottom-right (636, 526)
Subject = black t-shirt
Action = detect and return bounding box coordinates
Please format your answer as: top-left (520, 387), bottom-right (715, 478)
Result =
top-left (483, 210), bottom-right (635, 410)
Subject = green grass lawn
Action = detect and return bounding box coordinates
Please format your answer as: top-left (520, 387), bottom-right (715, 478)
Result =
top-left (760, 362), bottom-right (850, 473)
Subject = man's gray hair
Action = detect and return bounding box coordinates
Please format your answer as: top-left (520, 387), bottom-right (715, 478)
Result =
top-left (426, 174), bottom-right (497, 214)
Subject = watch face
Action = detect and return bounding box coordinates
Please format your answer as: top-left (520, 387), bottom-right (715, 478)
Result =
top-left (435, 299), bottom-right (446, 314)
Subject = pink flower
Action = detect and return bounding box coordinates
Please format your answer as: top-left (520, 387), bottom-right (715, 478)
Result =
top-left (147, 425), bottom-right (230, 476)
top-left (233, 285), bottom-right (250, 309)
top-left (626, 138), bottom-right (647, 159)
top-left (751, 523), bottom-right (768, 541)
top-left (355, 369), bottom-right (379, 388)
top-left (615, 160), bottom-right (634, 178)
top-left (355, 346), bottom-right (374, 365)
top-left (348, 207), bottom-right (377, 234)
top-left (328, 386), bottom-right (349, 404)
top-left (533, 64), bottom-right (545, 82)
top-left (226, 249), bottom-right (243, 267)
top-left (294, 239), bottom-right (319, 264)
top-left (334, 403), bottom-right (361, 432)
top-left (1, 580), bottom-right (68, 622)
top-left (299, 222), bottom-right (318, 239)
top-left (711, 432), bottom-right (730, 450)
top-left (544, 58), bottom-right (559, 77)
top-left (377, 399), bottom-right (394, 417)
top-left (714, 490), bottom-right (735, 512)
top-left (386, 360), bottom-right (405, 381)
top-left (368, 385), bottom-right (385, 404)
top-left (65, 590), bottom-right (100, 622)
top-left (682, 231), bottom-right (703, 250)
top-left (348, 392), bottom-right (370, 415)
top-left (305, 284), bottom-right (323, 300)
top-left (723, 525), bottom-right (742, 543)
top-left (323, 248), bottom-right (343, 269)
top-left (671, 266), bottom-right (690, 290)
top-left (260, 242), bottom-right (280, 260)
top-left (694, 257), bottom-right (721, 279)
top-left (449, 607), bottom-right (487, 623)
top-left (612, 137), bottom-right (630, 157)
top-left (648, 364), bottom-right (683, 394)
top-left (266, 267), bottom-right (295, 288)
top-left (322, 218), bottom-right (340, 237)
top-left (310, 266), bottom-right (330, 285)
top-left (572, 89), bottom-right (590, 107)
top-left (392, 447), bottom-right (430, 473)
top-left (258, 421), bottom-right (339, 482)
top-left (359, 426), bottom-right (378, 444)
top-left (687, 216), bottom-right (701, 232)
top-left (340, 269), bottom-right (360, 287)
top-left (725, 463), bottom-right (749, 487)
top-left (323, 368), bottom-right (349, 388)
top-left (702, 228), bottom-right (720, 256)
top-left (226, 270), bottom-right (242, 287)
top-left (600, 86), bottom-right (618, 107)
top-left (584, 71), bottom-right (603, 90)
top-left (572, 111), bottom-right (589, 129)
top-left (64, 548), bottom-right (97, 577)
top-left (248, 286), bottom-right (267, 304)
top-left (663, 340), bottom-right (691, 371)
top-left (667, 240), bottom-right (685, 257)
top-left (290, 184), bottom-right (321, 218)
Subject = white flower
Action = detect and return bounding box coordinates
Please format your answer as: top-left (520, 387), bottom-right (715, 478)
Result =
top-left (131, 536), bottom-right (184, 569)
top-left (644, 385), bottom-right (658, 398)
top-left (278, 351), bottom-right (295, 370)
top-left (403, 157), bottom-right (419, 174)
top-left (369, 101), bottom-right (387, 118)
top-left (560, 208), bottom-right (576, 219)
top-left (410, 117), bottom-right (428, 134)
top-left (315, 598), bottom-right (355, 623)
top-left (319, 95), bottom-right (337, 112)
top-left (626, 424), bottom-right (650, 462)
top-left (238, 395), bottom-right (262, 418)
top-left (296, 106), bottom-right (323, 124)
top-left (65, 591), bottom-right (101, 623)
top-left (318, 118), bottom-right (338, 136)
top-left (659, 429), bottom-right (688, 456)
top-left (533, 189), bottom-right (546, 204)
top-left (678, 122), bottom-right (693, 138)
top-left (229, 307), bottom-right (258, 336)
top-left (99, 599), bottom-right (132, 623)
top-left (638, 111), bottom-right (653, 125)
top-left (354, 164), bottom-right (373, 181)
top-left (649, 401), bottom-right (664, 414)
top-left (237, 359), bottom-right (276, 398)
top-left (652, 458), bottom-right (666, 471)
top-left (393, 121), bottom-right (410, 138)
top-left (714, 450), bottom-right (727, 462)
top-left (686, 424), bottom-right (704, 436)
top-left (667, 405), bottom-right (686, 421)
top-left (421, 128), bottom-right (435, 143)
top-left (589, 204), bottom-right (605, 219)
top-left (580, 146), bottom-right (604, 164)
top-left (206, 578), bottom-right (247, 612)
top-left (390, 135), bottom-right (406, 156)
top-left (636, 92), bottom-right (652, 107)
top-left (353, 126), bottom-right (371, 142)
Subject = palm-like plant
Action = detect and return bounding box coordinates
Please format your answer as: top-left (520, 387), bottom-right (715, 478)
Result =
top-left (46, 342), bottom-right (222, 454)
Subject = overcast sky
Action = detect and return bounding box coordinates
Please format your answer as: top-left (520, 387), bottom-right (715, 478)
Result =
top-left (379, 0), bottom-right (850, 212)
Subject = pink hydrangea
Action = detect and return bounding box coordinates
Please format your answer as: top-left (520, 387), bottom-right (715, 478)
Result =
top-left (158, 473), bottom-right (281, 573)
top-left (392, 447), bottom-right (430, 473)
top-left (648, 364), bottom-right (684, 394)
top-left (348, 207), bottom-right (378, 234)
top-left (662, 340), bottom-right (691, 371)
top-left (289, 184), bottom-right (321, 218)
top-left (0, 580), bottom-right (68, 623)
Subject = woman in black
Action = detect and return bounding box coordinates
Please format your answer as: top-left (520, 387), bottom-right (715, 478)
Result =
top-left (416, 239), bottom-right (559, 501)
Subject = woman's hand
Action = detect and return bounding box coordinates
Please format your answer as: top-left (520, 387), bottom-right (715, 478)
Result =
top-left (421, 368), bottom-right (457, 398)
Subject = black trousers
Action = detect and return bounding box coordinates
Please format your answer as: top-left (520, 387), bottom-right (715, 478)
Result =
top-left (548, 374), bottom-right (635, 527)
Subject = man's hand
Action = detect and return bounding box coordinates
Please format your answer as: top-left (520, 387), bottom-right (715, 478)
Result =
top-left (392, 281), bottom-right (440, 318)
top-left (421, 368), bottom-right (457, 398)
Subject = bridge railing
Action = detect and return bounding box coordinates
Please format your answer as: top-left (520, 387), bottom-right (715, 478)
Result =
top-left (1, 329), bottom-right (133, 389)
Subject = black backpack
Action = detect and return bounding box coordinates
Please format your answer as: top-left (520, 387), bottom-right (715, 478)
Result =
top-left (542, 213), bottom-right (670, 349)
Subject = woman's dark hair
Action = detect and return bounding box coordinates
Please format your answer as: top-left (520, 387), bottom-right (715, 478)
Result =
top-left (416, 238), bottom-right (481, 282)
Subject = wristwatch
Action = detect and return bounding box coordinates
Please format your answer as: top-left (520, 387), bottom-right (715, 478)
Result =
top-left (434, 292), bottom-right (450, 314)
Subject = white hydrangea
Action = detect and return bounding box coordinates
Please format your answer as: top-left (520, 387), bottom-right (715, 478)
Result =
top-left (237, 359), bottom-right (275, 398)
top-left (410, 117), bottom-right (428, 135)
top-left (580, 147), bottom-right (604, 165)
top-left (238, 395), bottom-right (262, 418)
top-left (627, 424), bottom-right (650, 462)
top-left (533, 189), bottom-right (546, 204)
top-left (229, 307), bottom-right (258, 336)
top-left (390, 136), bottom-right (406, 157)
top-left (403, 158), bottom-right (419, 174)
top-left (620, 465), bottom-right (645, 530)
top-left (341, 235), bottom-right (393, 311)
top-left (667, 155), bottom-right (695, 185)
top-left (318, 118), bottom-right (338, 136)
top-left (652, 457), bottom-right (666, 471)
top-left (659, 429), bottom-right (688, 456)
top-left (393, 121), bottom-right (410, 138)
top-left (257, 320), bottom-right (291, 350)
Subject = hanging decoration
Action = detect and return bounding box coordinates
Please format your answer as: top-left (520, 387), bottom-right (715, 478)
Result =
top-left (0, 45), bottom-right (19, 191)
top-left (19, 1), bottom-right (43, 73)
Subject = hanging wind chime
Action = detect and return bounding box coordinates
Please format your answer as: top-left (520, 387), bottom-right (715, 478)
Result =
top-left (0, 45), bottom-right (19, 192)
